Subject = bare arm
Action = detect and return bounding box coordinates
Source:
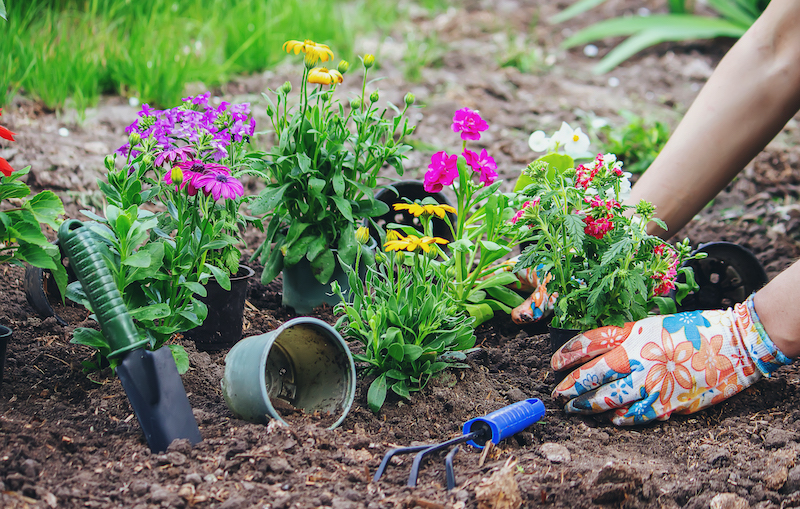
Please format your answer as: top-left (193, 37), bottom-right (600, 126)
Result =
top-left (629, 0), bottom-right (800, 236)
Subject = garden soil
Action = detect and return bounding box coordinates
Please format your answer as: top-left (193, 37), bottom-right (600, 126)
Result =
top-left (4, 0), bottom-right (800, 507)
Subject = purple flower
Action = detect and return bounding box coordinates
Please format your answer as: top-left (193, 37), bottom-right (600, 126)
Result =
top-left (451, 108), bottom-right (488, 141)
top-left (195, 169), bottom-right (244, 201)
top-left (154, 145), bottom-right (195, 167)
top-left (463, 148), bottom-right (498, 186)
top-left (423, 151), bottom-right (459, 193)
top-left (183, 92), bottom-right (211, 108)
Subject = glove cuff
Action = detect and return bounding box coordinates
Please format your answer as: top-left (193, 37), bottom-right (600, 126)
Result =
top-left (744, 294), bottom-right (793, 377)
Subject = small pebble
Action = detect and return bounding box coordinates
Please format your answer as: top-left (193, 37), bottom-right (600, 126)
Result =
top-left (128, 97), bottom-right (140, 107)
top-left (607, 77), bottom-right (620, 88)
top-left (58, 127), bottom-right (69, 137)
top-left (583, 44), bottom-right (599, 58)
top-left (540, 442), bottom-right (571, 463)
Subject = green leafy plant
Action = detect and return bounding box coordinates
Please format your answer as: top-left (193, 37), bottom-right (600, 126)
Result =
top-left (419, 108), bottom-right (526, 326)
top-left (0, 110), bottom-right (67, 296)
top-left (555, 0), bottom-right (768, 74)
top-left (68, 93), bottom-right (260, 372)
top-left (512, 142), bottom-right (700, 330)
top-left (334, 225), bottom-right (476, 413)
top-left (598, 112), bottom-right (671, 174)
top-left (250, 41), bottom-right (416, 287)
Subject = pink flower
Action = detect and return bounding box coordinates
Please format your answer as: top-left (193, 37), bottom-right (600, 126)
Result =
top-left (583, 215), bottom-right (614, 239)
top-left (451, 108), bottom-right (488, 141)
top-left (651, 244), bottom-right (679, 296)
top-left (195, 170), bottom-right (245, 201)
top-left (424, 151), bottom-right (459, 193)
top-left (463, 148), bottom-right (498, 186)
top-left (510, 197), bottom-right (539, 224)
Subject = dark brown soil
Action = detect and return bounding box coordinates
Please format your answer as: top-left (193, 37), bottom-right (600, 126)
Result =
top-left (4, 0), bottom-right (800, 508)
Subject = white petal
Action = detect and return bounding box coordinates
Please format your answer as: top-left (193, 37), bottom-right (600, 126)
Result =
top-left (528, 131), bottom-right (552, 152)
top-left (564, 128), bottom-right (591, 159)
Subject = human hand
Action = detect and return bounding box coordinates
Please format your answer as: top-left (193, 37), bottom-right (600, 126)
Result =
top-left (510, 265), bottom-right (556, 325)
top-left (551, 295), bottom-right (792, 425)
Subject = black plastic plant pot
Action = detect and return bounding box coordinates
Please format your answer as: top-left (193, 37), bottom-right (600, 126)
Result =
top-left (24, 240), bottom-right (77, 326)
top-left (548, 326), bottom-right (581, 354)
top-left (370, 180), bottom-right (455, 242)
top-left (0, 325), bottom-right (10, 387)
top-left (676, 241), bottom-right (768, 312)
top-left (185, 265), bottom-right (255, 352)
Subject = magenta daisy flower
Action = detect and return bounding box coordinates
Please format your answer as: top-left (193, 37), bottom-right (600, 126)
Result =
top-left (195, 170), bottom-right (244, 201)
top-left (463, 148), bottom-right (498, 186)
top-left (423, 151), bottom-right (459, 193)
top-left (154, 145), bottom-right (196, 167)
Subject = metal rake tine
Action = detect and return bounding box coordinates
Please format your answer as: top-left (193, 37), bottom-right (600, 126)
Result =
top-left (407, 430), bottom-right (484, 487)
top-left (373, 445), bottom-right (431, 482)
top-left (445, 445), bottom-right (460, 490)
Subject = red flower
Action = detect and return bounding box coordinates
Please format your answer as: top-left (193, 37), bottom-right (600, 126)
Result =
top-left (0, 157), bottom-right (13, 177)
top-left (0, 109), bottom-right (16, 142)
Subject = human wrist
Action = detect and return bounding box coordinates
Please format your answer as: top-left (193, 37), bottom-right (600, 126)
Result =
top-left (745, 294), bottom-right (793, 375)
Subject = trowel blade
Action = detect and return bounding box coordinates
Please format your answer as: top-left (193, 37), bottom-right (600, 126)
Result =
top-left (116, 347), bottom-right (202, 453)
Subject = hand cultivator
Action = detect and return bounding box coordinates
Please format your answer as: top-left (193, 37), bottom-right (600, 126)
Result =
top-left (373, 398), bottom-right (545, 489)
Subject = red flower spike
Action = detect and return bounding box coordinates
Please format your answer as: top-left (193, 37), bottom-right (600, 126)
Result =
top-left (0, 108), bottom-right (14, 142)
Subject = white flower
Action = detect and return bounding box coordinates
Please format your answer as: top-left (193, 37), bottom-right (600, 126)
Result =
top-left (528, 130), bottom-right (555, 153)
top-left (553, 122), bottom-right (591, 159)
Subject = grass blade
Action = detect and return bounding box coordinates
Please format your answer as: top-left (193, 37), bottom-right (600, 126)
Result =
top-left (549, 0), bottom-right (609, 24)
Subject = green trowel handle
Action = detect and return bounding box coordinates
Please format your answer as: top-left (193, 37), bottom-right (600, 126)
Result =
top-left (58, 219), bottom-right (149, 358)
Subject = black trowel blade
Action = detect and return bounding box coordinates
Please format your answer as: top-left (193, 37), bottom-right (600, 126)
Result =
top-left (116, 347), bottom-right (202, 453)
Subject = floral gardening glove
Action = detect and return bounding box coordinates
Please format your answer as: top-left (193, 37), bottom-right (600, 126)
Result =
top-left (551, 295), bottom-right (793, 425)
top-left (510, 265), bottom-right (556, 325)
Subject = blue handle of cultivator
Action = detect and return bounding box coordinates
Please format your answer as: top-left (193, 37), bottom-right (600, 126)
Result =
top-left (462, 398), bottom-right (546, 449)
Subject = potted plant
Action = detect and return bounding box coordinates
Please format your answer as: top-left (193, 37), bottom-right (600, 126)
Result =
top-left (0, 108), bottom-right (67, 384)
top-left (333, 226), bottom-right (476, 412)
top-left (412, 107), bottom-right (527, 326)
top-left (68, 93), bottom-right (261, 367)
top-left (249, 40), bottom-right (416, 313)
top-left (510, 125), bottom-right (699, 348)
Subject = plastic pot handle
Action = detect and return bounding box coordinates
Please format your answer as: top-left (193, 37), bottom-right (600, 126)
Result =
top-left (58, 219), bottom-right (148, 358)
top-left (462, 398), bottom-right (546, 448)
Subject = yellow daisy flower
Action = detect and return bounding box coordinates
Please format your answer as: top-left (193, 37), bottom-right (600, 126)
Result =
top-left (383, 233), bottom-right (448, 253)
top-left (308, 67), bottom-right (344, 85)
top-left (422, 203), bottom-right (456, 218)
top-left (393, 202), bottom-right (455, 218)
top-left (393, 202), bottom-right (425, 216)
top-left (283, 39), bottom-right (335, 64)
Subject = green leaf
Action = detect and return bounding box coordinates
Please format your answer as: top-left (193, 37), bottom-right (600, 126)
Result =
top-left (385, 369), bottom-right (406, 380)
top-left (16, 243), bottom-right (57, 270)
top-left (402, 344), bottom-right (423, 361)
top-left (0, 1), bottom-right (6, 20)
top-left (27, 191), bottom-right (64, 230)
top-left (181, 281), bottom-right (208, 298)
top-left (391, 381), bottom-right (411, 399)
top-left (310, 249), bottom-right (335, 284)
top-left (71, 327), bottom-right (109, 350)
top-left (204, 263), bottom-right (231, 291)
top-left (129, 303), bottom-right (171, 321)
top-left (337, 225), bottom-right (357, 267)
top-left (653, 296), bottom-right (677, 315)
top-left (367, 374), bottom-right (388, 413)
top-left (331, 195), bottom-right (354, 222)
top-left (464, 303), bottom-right (494, 326)
top-left (168, 345), bottom-right (190, 375)
top-left (122, 250), bottom-right (151, 268)
top-left (388, 343), bottom-right (404, 361)
top-left (550, 0), bottom-right (608, 24)
top-left (485, 285), bottom-right (526, 307)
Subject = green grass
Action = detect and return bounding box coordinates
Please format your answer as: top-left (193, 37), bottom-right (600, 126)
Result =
top-left (1, 0), bottom-right (448, 111)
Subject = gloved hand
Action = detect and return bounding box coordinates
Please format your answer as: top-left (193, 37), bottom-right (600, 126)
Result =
top-left (551, 295), bottom-right (793, 425)
top-left (509, 264), bottom-right (555, 325)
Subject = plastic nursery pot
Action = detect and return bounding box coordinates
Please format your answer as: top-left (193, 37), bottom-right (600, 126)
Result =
top-left (220, 317), bottom-right (356, 429)
top-left (281, 241), bottom-right (376, 315)
top-left (0, 325), bottom-right (10, 387)
top-left (548, 326), bottom-right (581, 354)
top-left (23, 240), bottom-right (77, 326)
top-left (184, 265), bottom-right (255, 351)
top-left (370, 180), bottom-right (456, 242)
top-left (675, 241), bottom-right (768, 312)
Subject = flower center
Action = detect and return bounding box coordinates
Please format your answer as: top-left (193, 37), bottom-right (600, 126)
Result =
top-left (191, 163), bottom-right (204, 172)
top-left (215, 173), bottom-right (228, 183)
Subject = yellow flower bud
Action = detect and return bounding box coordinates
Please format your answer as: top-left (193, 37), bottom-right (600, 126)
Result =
top-left (170, 166), bottom-right (184, 186)
top-left (355, 226), bottom-right (370, 245)
top-left (279, 81), bottom-right (292, 95)
top-left (362, 54), bottom-right (375, 69)
top-left (104, 154), bottom-right (116, 170)
top-left (395, 250), bottom-right (406, 264)
top-left (369, 90), bottom-right (379, 103)
top-left (404, 92), bottom-right (415, 106)
top-left (142, 154), bottom-right (154, 167)
top-left (350, 98), bottom-right (362, 110)
top-left (128, 132), bottom-right (141, 147)
top-left (337, 60), bottom-right (350, 74)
